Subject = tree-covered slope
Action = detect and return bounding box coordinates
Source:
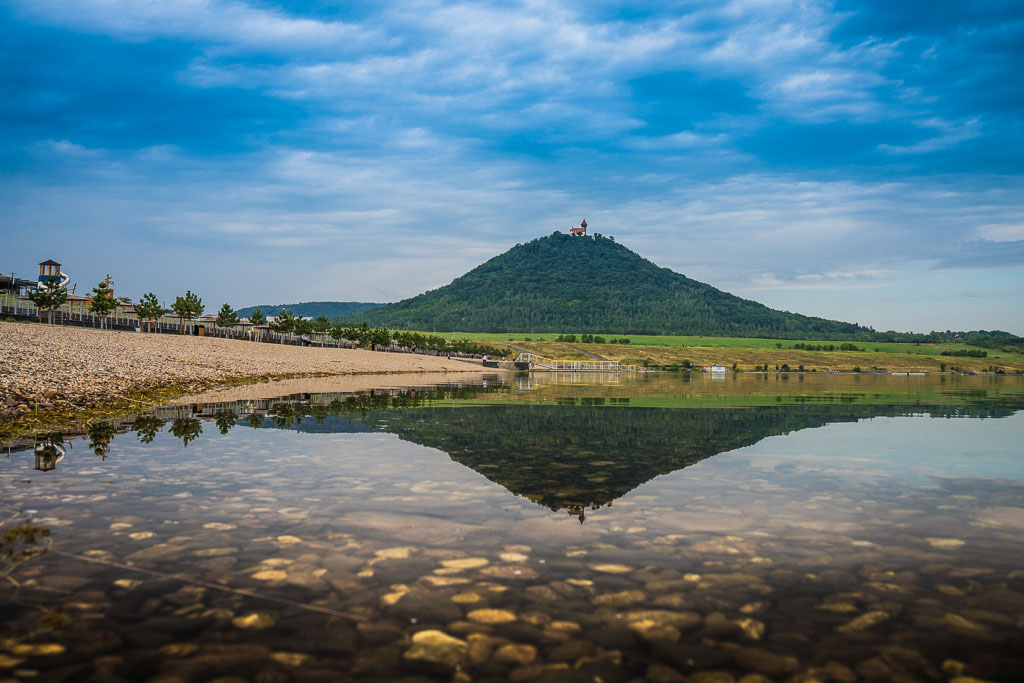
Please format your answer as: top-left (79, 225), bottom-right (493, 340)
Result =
top-left (236, 301), bottom-right (381, 319)
top-left (341, 233), bottom-right (872, 337)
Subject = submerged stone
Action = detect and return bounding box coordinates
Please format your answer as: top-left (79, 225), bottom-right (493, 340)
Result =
top-left (403, 630), bottom-right (468, 668)
top-left (251, 569), bottom-right (287, 581)
top-left (468, 609), bottom-right (518, 624)
top-left (6, 643), bottom-right (66, 656)
top-left (836, 611), bottom-right (889, 633)
top-left (232, 613), bottom-right (275, 630)
top-left (594, 590), bottom-right (646, 607)
top-left (500, 552), bottom-right (530, 563)
top-left (441, 557), bottom-right (490, 570)
top-left (494, 643), bottom-right (537, 665)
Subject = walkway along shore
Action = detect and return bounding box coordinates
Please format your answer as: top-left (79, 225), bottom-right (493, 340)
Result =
top-left (0, 322), bottom-right (484, 429)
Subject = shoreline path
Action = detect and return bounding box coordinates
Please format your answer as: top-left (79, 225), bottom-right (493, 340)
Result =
top-left (0, 322), bottom-right (483, 424)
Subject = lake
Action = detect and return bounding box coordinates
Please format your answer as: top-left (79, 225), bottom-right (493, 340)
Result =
top-left (2, 373), bottom-right (1023, 682)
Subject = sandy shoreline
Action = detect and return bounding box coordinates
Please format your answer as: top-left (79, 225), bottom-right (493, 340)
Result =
top-left (0, 322), bottom-right (485, 426)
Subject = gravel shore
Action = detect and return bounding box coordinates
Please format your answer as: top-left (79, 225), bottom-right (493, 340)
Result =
top-left (0, 322), bottom-right (483, 424)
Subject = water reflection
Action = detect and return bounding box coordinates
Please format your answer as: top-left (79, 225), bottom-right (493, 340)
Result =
top-left (1, 375), bottom-right (1022, 682)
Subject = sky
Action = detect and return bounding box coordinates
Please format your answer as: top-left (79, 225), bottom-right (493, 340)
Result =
top-left (2, 0), bottom-right (1022, 334)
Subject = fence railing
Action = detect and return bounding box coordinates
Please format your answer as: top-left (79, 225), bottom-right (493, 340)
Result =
top-left (0, 293), bottom-right (490, 360)
top-left (515, 352), bottom-right (640, 372)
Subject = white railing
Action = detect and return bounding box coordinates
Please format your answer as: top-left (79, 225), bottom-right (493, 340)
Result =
top-left (515, 351), bottom-right (639, 372)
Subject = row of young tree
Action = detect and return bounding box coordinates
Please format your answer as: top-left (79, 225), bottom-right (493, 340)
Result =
top-left (22, 286), bottom-right (506, 356)
top-left (25, 280), bottom-right (211, 334)
top-left (555, 333), bottom-right (631, 344)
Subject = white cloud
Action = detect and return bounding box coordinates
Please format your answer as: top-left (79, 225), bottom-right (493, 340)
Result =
top-left (14, 0), bottom-right (376, 53)
top-left (975, 224), bottom-right (1024, 243)
top-left (880, 117), bottom-right (982, 155)
top-left (743, 269), bottom-right (895, 291)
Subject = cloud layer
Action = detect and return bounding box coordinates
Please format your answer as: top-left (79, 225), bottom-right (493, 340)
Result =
top-left (2, 0), bottom-right (1022, 332)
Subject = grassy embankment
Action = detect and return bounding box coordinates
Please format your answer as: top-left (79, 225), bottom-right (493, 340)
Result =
top-left (416, 332), bottom-right (1024, 373)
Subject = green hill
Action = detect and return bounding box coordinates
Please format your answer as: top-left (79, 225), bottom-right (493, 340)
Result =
top-left (339, 232), bottom-right (872, 338)
top-left (236, 301), bottom-right (381, 319)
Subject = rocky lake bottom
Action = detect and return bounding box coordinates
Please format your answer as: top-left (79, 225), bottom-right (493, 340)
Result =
top-left (1, 374), bottom-right (1023, 682)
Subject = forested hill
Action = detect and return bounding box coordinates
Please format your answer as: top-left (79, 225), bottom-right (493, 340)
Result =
top-left (236, 301), bottom-right (381, 319)
top-left (338, 233), bottom-right (873, 338)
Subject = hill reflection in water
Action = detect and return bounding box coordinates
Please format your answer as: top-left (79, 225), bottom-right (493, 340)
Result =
top-left (17, 374), bottom-right (1024, 517)
top-left (224, 373), bottom-right (1024, 514)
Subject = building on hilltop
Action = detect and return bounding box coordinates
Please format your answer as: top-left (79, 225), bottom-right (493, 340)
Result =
top-left (569, 219), bottom-right (587, 236)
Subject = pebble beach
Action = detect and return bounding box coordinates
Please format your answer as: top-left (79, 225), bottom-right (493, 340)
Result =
top-left (0, 322), bottom-right (481, 425)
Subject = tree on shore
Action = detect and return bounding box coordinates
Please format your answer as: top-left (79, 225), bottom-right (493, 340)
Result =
top-left (270, 308), bottom-right (296, 342)
top-left (135, 292), bottom-right (164, 333)
top-left (27, 280), bottom-right (68, 325)
top-left (312, 315), bottom-right (331, 346)
top-left (172, 291), bottom-right (204, 335)
top-left (89, 281), bottom-right (118, 330)
top-left (216, 303), bottom-right (239, 336)
top-left (248, 308), bottom-right (266, 341)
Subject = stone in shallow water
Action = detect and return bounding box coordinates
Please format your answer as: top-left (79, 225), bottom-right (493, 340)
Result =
top-left (0, 655), bottom-right (23, 669)
top-left (452, 591), bottom-right (485, 606)
top-left (270, 652), bottom-right (311, 667)
top-left (276, 535), bottom-right (303, 545)
top-left (161, 644), bottom-right (199, 657)
top-left (129, 531), bottom-right (155, 540)
top-left (403, 630), bottom-right (468, 668)
top-left (836, 611), bottom-right (889, 633)
top-left (943, 613), bottom-right (994, 639)
top-left (375, 546), bottom-right (415, 560)
top-left (739, 601), bottom-right (769, 614)
top-left (594, 590), bottom-right (646, 607)
top-left (468, 609), bottom-right (517, 624)
top-left (6, 643), bottom-right (65, 656)
top-left (441, 557), bottom-right (489, 571)
top-left (500, 552), bottom-right (529, 563)
top-left (113, 579), bottom-right (142, 590)
top-left (590, 564), bottom-right (632, 574)
top-left (251, 570), bottom-right (287, 581)
top-left (926, 538), bottom-right (965, 550)
top-left (816, 602), bottom-right (859, 613)
top-left (627, 620), bottom-right (680, 642)
top-left (626, 610), bottom-right (701, 630)
top-left (423, 576), bottom-right (471, 588)
top-left (202, 522), bottom-right (236, 531)
top-left (737, 617), bottom-right (765, 640)
top-left (494, 643), bottom-right (537, 665)
top-left (259, 558), bottom-right (293, 567)
top-left (232, 613), bottom-right (275, 630)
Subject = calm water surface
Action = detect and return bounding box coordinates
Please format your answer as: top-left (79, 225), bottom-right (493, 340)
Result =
top-left (2, 374), bottom-right (1023, 682)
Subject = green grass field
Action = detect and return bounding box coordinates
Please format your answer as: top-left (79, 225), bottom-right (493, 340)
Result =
top-left (414, 330), bottom-right (1024, 364)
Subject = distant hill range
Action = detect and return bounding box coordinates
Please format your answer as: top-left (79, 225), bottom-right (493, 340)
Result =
top-left (337, 232), bottom-right (873, 338)
top-left (236, 301), bottom-right (381, 319)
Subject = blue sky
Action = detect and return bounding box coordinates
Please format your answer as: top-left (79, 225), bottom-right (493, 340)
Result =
top-left (2, 0), bottom-right (1022, 333)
